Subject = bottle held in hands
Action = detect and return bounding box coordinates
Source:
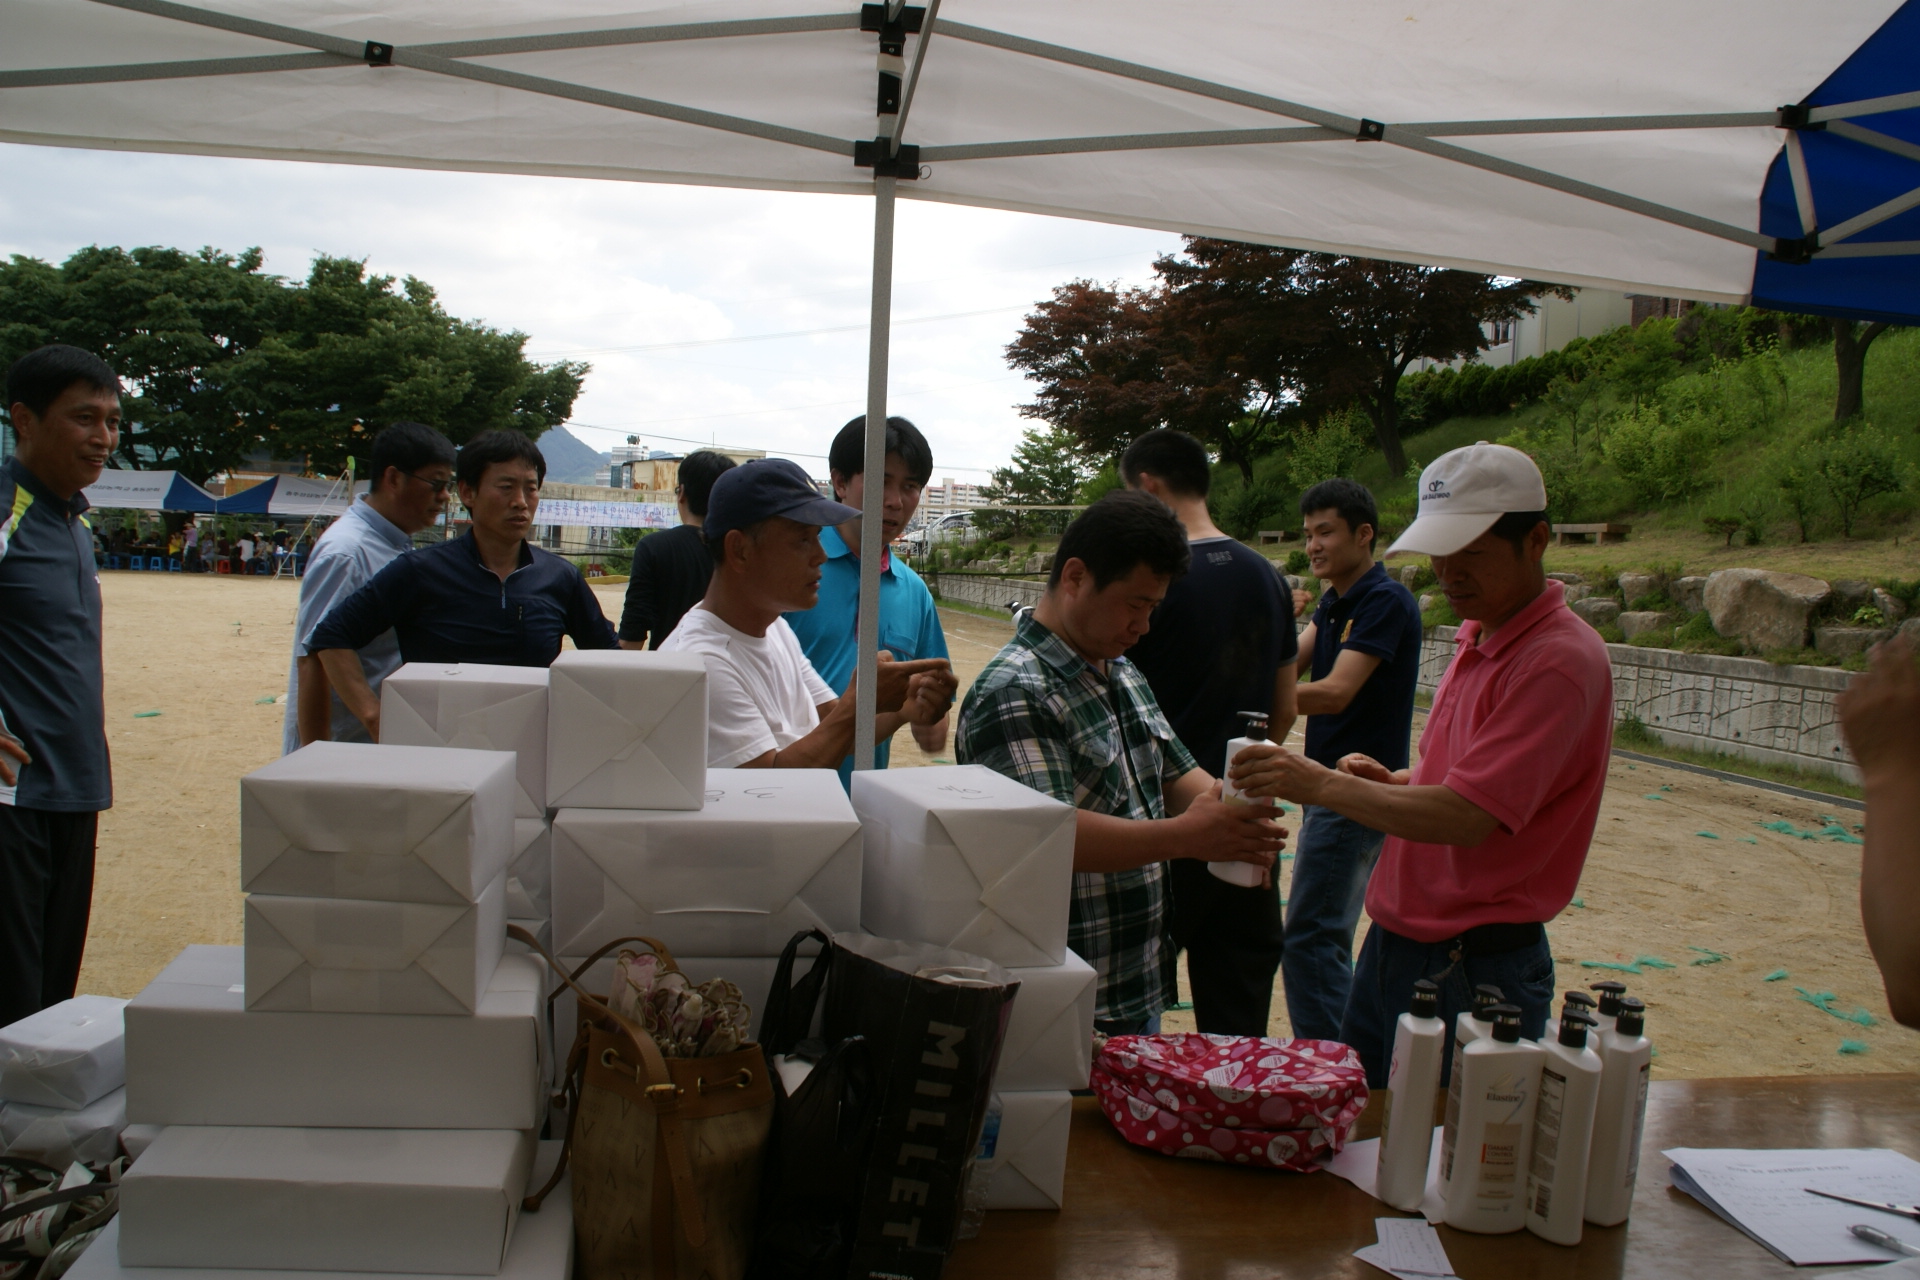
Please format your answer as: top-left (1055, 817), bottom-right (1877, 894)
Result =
top-left (1213, 710), bottom-right (1275, 887)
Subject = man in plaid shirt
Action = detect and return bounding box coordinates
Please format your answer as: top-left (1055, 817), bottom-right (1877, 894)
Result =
top-left (958, 491), bottom-right (1289, 1033)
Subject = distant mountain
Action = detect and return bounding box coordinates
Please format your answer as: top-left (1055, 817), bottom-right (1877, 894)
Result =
top-left (536, 426), bottom-right (611, 485)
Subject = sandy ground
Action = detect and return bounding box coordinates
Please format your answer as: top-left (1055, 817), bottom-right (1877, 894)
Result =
top-left (77, 575), bottom-right (1916, 1080)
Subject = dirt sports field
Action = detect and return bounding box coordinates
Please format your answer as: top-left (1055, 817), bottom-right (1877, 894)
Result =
top-left (80, 573), bottom-right (1917, 1080)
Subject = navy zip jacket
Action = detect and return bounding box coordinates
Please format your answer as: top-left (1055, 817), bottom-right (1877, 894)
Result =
top-left (309, 530), bottom-right (618, 667)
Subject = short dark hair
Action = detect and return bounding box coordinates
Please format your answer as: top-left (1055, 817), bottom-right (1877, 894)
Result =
top-left (1299, 478), bottom-right (1380, 551)
top-left (1120, 429), bottom-right (1211, 499)
top-left (829, 416), bottom-right (933, 487)
top-left (1487, 510), bottom-right (1548, 554)
top-left (1050, 489), bottom-right (1191, 591)
top-left (7, 345), bottom-right (121, 418)
top-left (368, 421), bottom-right (455, 487)
top-left (706, 516), bottom-right (770, 567)
top-left (456, 430), bottom-right (546, 490)
top-left (677, 450), bottom-right (736, 518)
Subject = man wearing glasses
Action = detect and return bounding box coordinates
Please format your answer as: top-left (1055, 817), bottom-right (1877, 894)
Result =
top-left (285, 421), bottom-right (456, 750)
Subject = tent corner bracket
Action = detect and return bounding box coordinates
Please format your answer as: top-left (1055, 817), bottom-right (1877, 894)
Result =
top-left (1775, 104), bottom-right (1825, 132)
top-left (1769, 235), bottom-right (1819, 264)
top-left (860, 4), bottom-right (925, 54)
top-left (855, 139), bottom-right (922, 177)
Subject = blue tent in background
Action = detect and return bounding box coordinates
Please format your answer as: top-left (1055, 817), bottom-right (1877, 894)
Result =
top-left (82, 470), bottom-right (219, 513)
top-left (214, 475), bottom-right (365, 516)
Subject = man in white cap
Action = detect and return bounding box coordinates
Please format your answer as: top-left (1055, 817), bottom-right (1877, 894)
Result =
top-left (1229, 442), bottom-right (1612, 1086)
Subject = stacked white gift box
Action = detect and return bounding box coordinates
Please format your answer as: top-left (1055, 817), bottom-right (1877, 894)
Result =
top-left (0, 995), bottom-right (129, 1169)
top-left (852, 763), bottom-right (1089, 1211)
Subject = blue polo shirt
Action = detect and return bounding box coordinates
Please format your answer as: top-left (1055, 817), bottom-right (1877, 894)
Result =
top-left (1303, 561), bottom-right (1423, 771)
top-left (783, 525), bottom-right (948, 780)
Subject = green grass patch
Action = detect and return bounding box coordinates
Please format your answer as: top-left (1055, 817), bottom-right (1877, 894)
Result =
top-left (1612, 715), bottom-right (1863, 800)
top-left (930, 596), bottom-right (1021, 626)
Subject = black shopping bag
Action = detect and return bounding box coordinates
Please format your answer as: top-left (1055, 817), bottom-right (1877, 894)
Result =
top-left (821, 934), bottom-right (1019, 1280)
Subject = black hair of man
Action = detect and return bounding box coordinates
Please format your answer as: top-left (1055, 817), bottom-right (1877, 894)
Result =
top-left (1050, 488), bottom-right (1192, 591)
top-left (1119, 428), bottom-right (1211, 499)
top-left (7, 345), bottom-right (121, 417)
top-left (677, 449), bottom-right (736, 518)
top-left (828, 415), bottom-right (933, 488)
top-left (456, 430), bottom-right (547, 490)
top-left (1487, 509), bottom-right (1549, 554)
top-left (367, 420), bottom-right (456, 488)
top-left (1298, 477), bottom-right (1380, 551)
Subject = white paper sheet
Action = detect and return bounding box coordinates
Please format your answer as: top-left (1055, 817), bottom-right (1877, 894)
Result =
top-left (379, 663), bottom-right (550, 817)
top-left (1322, 1127), bottom-right (1448, 1221)
top-left (0, 995), bottom-right (127, 1108)
top-left (1664, 1147), bottom-right (1920, 1266)
top-left (1371, 1218), bottom-right (1457, 1277)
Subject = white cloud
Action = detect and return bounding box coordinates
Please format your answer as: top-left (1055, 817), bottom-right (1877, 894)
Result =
top-left (0, 143), bottom-right (1179, 479)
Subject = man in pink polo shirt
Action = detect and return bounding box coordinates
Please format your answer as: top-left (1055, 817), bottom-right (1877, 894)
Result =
top-left (1231, 443), bottom-right (1612, 1085)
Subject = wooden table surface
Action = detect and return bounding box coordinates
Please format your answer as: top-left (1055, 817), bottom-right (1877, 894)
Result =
top-left (946, 1075), bottom-right (1920, 1279)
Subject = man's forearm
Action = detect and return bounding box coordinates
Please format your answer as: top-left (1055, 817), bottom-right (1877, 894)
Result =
top-left (760, 702), bottom-right (859, 769)
top-left (295, 655), bottom-right (333, 745)
top-left (1294, 681), bottom-right (1358, 715)
top-left (1860, 767), bottom-right (1920, 1027)
top-left (1073, 809), bottom-right (1189, 873)
top-left (315, 649), bottom-right (380, 738)
top-left (912, 715), bottom-right (949, 753)
top-left (1310, 771), bottom-right (1498, 846)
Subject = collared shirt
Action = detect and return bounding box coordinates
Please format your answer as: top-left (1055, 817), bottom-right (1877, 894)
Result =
top-left (308, 530), bottom-right (619, 667)
top-left (956, 613), bottom-right (1198, 1022)
top-left (783, 524), bottom-right (949, 781)
top-left (1304, 561), bottom-right (1424, 771)
top-left (0, 456), bottom-right (110, 812)
top-left (1365, 580), bottom-right (1613, 943)
top-left (281, 496), bottom-right (416, 754)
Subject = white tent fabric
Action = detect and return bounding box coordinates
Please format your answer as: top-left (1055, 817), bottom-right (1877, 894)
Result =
top-left (263, 475), bottom-right (370, 517)
top-left (82, 469), bottom-right (218, 511)
top-left (2, 0), bottom-right (1903, 301)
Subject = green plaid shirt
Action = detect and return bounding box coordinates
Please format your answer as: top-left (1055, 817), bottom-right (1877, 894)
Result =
top-left (956, 613), bottom-right (1198, 1023)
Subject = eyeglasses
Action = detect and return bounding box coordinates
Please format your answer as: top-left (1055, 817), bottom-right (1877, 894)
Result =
top-left (403, 471), bottom-right (454, 495)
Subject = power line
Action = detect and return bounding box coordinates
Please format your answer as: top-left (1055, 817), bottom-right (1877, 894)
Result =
top-left (528, 303), bottom-right (1027, 358)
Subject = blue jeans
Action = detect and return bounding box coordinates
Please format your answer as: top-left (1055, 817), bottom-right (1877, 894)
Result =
top-left (1339, 924), bottom-right (1556, 1089)
top-left (1094, 1013), bottom-right (1162, 1037)
top-left (1281, 806), bottom-right (1385, 1041)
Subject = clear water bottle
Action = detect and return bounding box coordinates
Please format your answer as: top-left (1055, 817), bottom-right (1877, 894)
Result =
top-left (956, 1096), bottom-right (1004, 1240)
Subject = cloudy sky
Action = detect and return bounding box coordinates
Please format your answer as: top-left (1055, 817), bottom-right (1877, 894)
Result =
top-left (0, 142), bottom-right (1183, 484)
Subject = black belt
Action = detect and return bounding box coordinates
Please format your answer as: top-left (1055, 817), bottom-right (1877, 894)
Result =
top-left (1454, 921), bottom-right (1546, 956)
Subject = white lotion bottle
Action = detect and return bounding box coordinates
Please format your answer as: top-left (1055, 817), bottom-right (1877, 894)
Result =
top-left (1525, 1007), bottom-right (1604, 1245)
top-left (1378, 978), bottom-right (1447, 1211)
top-left (1212, 710), bottom-right (1274, 887)
top-left (1588, 979), bottom-right (1627, 1035)
top-left (1440, 983), bottom-right (1506, 1186)
top-left (1584, 997), bottom-right (1652, 1227)
top-left (1550, 989), bottom-right (1598, 1046)
top-left (1443, 1006), bottom-right (1546, 1234)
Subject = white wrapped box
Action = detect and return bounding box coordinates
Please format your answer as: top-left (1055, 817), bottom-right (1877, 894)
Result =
top-left (505, 918), bottom-right (552, 957)
top-left (127, 946), bottom-right (543, 1129)
top-left (553, 769), bottom-right (860, 958)
top-left (853, 764), bottom-right (1075, 967)
top-left (506, 819), bottom-right (550, 920)
top-left (545, 650), bottom-right (705, 810)
top-left (0, 1086), bottom-right (125, 1168)
top-left (73, 1148), bottom-right (570, 1280)
top-left (380, 663), bottom-right (550, 817)
top-left (120, 1124), bottom-right (163, 1161)
top-left (242, 742), bottom-right (516, 905)
top-left (0, 994), bottom-right (126, 1107)
top-left (245, 878), bottom-right (507, 1015)
top-left (118, 1127), bottom-right (534, 1273)
top-left (997, 952), bottom-right (1096, 1092)
top-left (983, 1091), bottom-right (1071, 1211)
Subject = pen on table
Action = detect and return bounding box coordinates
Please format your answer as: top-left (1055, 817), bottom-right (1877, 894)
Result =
top-left (1852, 1224), bottom-right (1920, 1258)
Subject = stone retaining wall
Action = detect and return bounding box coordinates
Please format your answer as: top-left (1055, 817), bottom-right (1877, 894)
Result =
top-left (924, 572), bottom-right (1045, 614)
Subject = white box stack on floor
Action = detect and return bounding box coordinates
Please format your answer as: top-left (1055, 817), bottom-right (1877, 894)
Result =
top-left (0, 995), bottom-right (130, 1167)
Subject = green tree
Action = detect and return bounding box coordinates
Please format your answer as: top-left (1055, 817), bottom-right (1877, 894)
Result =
top-left (979, 425), bottom-right (1088, 538)
top-left (1808, 423), bottom-right (1908, 537)
top-left (1831, 318), bottom-right (1890, 423)
top-left (1285, 410), bottom-right (1372, 493)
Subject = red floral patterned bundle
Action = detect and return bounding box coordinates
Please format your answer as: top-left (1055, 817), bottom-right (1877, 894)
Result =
top-left (1091, 1033), bottom-right (1369, 1170)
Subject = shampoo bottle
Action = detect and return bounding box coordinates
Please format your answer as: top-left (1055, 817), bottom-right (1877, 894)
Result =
top-left (1551, 990), bottom-right (1597, 1044)
top-left (1213, 711), bottom-right (1274, 887)
top-left (1377, 978), bottom-right (1447, 1211)
top-left (1440, 984), bottom-right (1507, 1184)
top-left (1588, 980), bottom-right (1627, 1034)
top-left (1583, 997), bottom-right (1652, 1227)
top-left (1442, 1006), bottom-right (1546, 1234)
top-left (1525, 1006), bottom-right (1604, 1245)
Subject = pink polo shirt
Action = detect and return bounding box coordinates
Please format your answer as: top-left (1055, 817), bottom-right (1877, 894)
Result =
top-left (1365, 580), bottom-right (1613, 943)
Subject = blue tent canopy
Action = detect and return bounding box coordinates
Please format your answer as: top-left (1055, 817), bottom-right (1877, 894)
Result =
top-left (82, 469), bottom-right (219, 513)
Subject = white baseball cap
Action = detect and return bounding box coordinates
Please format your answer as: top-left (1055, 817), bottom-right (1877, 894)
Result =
top-left (1386, 442), bottom-right (1548, 558)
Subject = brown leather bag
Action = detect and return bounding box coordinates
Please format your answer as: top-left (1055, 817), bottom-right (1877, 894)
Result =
top-left (516, 929), bottom-right (774, 1280)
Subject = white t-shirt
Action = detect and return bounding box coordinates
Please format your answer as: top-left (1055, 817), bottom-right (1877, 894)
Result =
top-left (660, 605), bottom-right (836, 768)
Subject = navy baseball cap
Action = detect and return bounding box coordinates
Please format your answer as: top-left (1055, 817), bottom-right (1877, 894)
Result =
top-left (703, 458), bottom-right (858, 542)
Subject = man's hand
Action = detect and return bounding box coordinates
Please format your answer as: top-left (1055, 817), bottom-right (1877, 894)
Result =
top-left (1336, 753), bottom-right (1409, 785)
top-left (901, 667), bottom-right (959, 726)
top-left (316, 648), bottom-right (381, 741)
top-left (0, 726), bottom-right (29, 788)
top-left (1176, 781), bottom-right (1287, 871)
top-left (1227, 742), bottom-right (1337, 806)
top-left (1839, 634), bottom-right (1920, 783)
top-left (875, 653), bottom-right (953, 715)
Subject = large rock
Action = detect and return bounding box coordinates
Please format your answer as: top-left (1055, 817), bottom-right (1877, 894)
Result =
top-left (1673, 576), bottom-right (1709, 615)
top-left (1617, 572), bottom-right (1658, 606)
top-left (1546, 571), bottom-right (1584, 584)
top-left (1571, 597), bottom-right (1621, 629)
top-left (1832, 579), bottom-right (1875, 614)
top-left (1704, 569), bottom-right (1831, 652)
top-left (1619, 611), bottom-right (1670, 640)
top-left (1815, 626), bottom-right (1893, 659)
top-left (1871, 587), bottom-right (1907, 623)
top-left (1562, 583), bottom-right (1593, 604)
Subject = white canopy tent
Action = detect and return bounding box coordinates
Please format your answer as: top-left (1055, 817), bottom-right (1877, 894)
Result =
top-left (7, 0), bottom-right (1916, 765)
top-left (82, 469), bottom-right (219, 512)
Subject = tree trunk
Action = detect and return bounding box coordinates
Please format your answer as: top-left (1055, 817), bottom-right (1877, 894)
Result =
top-left (1364, 373), bottom-right (1409, 477)
top-left (1833, 318), bottom-right (1889, 423)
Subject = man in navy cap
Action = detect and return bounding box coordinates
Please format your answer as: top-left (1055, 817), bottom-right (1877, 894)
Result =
top-left (661, 458), bottom-right (957, 769)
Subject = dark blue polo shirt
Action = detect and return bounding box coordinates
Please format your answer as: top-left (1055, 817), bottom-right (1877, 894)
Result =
top-left (0, 457), bottom-right (111, 812)
top-left (1304, 561), bottom-right (1423, 771)
top-left (309, 530), bottom-right (618, 667)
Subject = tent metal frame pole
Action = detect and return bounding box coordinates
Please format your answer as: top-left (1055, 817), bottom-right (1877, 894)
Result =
top-left (854, 174), bottom-right (897, 774)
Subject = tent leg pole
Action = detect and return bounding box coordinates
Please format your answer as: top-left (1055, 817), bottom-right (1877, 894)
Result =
top-left (853, 174), bottom-right (897, 774)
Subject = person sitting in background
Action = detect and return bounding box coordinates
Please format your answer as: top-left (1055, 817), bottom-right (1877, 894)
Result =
top-left (660, 458), bottom-right (955, 769)
top-left (1837, 633), bottom-right (1920, 1028)
top-left (309, 430), bottom-right (619, 741)
top-left (618, 449), bottom-right (735, 649)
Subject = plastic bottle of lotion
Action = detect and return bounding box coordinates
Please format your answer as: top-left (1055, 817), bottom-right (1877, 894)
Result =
top-left (1212, 711), bottom-right (1274, 887)
top-left (1588, 980), bottom-right (1627, 1034)
top-left (1551, 990), bottom-right (1597, 1044)
top-left (1525, 1007), bottom-right (1604, 1245)
top-left (1583, 997), bottom-right (1652, 1227)
top-left (1439, 983), bottom-right (1506, 1184)
top-left (1442, 1006), bottom-right (1546, 1234)
top-left (1378, 978), bottom-right (1447, 1211)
